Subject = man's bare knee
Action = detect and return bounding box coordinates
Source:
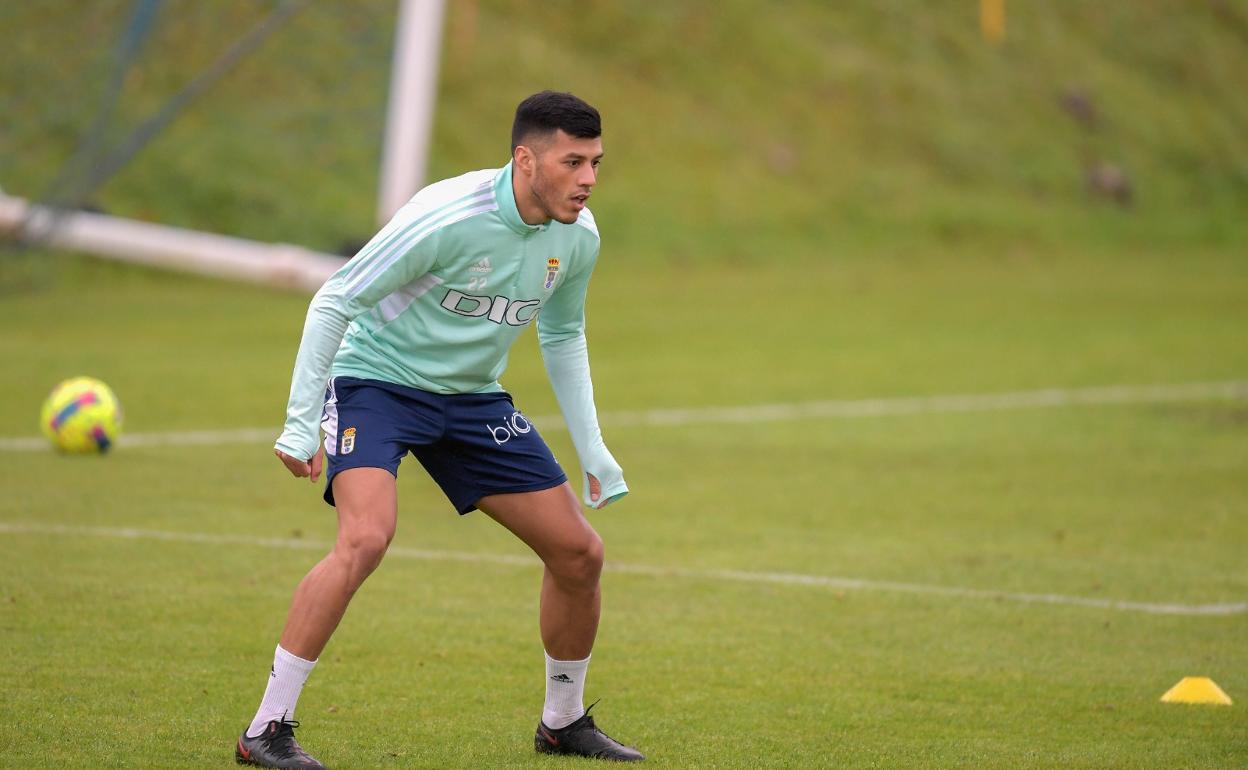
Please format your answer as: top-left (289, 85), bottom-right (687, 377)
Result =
top-left (335, 527), bottom-right (392, 584)
top-left (548, 531), bottom-right (604, 591)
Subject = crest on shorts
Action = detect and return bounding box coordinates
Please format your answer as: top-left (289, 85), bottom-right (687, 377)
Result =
top-left (341, 427), bottom-right (357, 455)
top-left (544, 257), bottom-right (560, 289)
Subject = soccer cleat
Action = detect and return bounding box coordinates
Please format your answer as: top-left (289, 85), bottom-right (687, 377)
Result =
top-left (535, 702), bottom-right (645, 762)
top-left (235, 719), bottom-right (326, 769)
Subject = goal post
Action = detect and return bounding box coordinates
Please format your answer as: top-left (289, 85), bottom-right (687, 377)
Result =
top-left (377, 0), bottom-right (447, 225)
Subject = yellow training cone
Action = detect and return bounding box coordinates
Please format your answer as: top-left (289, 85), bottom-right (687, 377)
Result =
top-left (1160, 677), bottom-right (1233, 705)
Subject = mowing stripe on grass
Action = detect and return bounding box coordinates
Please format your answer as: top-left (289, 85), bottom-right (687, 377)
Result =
top-left (4, 380), bottom-right (1246, 452)
top-left (2, 521), bottom-right (1243, 617)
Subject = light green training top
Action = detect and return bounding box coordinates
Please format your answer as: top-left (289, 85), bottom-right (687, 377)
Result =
top-left (275, 162), bottom-right (627, 508)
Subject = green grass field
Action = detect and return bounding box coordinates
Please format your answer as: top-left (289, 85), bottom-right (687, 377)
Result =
top-left (3, 2), bottom-right (1248, 767)
top-left (1, 250), bottom-right (1245, 769)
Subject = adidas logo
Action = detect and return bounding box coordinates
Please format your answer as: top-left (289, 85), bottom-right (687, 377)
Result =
top-left (469, 258), bottom-right (492, 273)
top-left (549, 673), bottom-right (574, 683)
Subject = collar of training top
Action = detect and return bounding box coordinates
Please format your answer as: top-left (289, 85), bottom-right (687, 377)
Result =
top-left (496, 161), bottom-right (549, 236)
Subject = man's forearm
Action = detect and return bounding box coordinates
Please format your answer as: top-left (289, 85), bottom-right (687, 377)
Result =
top-left (541, 333), bottom-right (628, 508)
top-left (275, 284), bottom-right (353, 460)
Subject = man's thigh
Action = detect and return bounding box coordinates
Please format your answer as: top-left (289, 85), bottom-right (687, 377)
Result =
top-left (476, 483), bottom-right (597, 560)
top-left (330, 467), bottom-right (399, 544)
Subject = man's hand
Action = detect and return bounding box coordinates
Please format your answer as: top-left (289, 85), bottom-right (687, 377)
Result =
top-left (275, 446), bottom-right (324, 482)
top-left (583, 465), bottom-right (626, 510)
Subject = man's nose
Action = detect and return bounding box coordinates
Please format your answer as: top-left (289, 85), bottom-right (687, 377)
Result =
top-left (577, 165), bottom-right (597, 188)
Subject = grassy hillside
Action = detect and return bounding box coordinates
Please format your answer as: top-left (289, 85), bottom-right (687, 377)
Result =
top-left (2, 0), bottom-right (1247, 267)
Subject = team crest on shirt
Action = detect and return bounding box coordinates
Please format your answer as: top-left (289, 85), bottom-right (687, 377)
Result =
top-left (544, 258), bottom-right (560, 289)
top-left (341, 427), bottom-right (357, 455)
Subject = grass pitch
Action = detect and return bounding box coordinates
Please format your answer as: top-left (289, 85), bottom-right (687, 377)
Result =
top-left (1, 250), bottom-right (1245, 769)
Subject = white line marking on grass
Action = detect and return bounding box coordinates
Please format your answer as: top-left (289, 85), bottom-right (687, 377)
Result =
top-left (2, 522), bottom-right (1243, 617)
top-left (0, 428), bottom-right (276, 452)
top-left (600, 380), bottom-right (1248, 427)
top-left (5, 380), bottom-right (1246, 452)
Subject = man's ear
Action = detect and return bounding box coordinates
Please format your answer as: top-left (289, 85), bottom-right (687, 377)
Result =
top-left (513, 144), bottom-right (535, 175)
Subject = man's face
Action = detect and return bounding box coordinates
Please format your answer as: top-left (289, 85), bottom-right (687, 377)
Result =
top-left (519, 130), bottom-right (604, 225)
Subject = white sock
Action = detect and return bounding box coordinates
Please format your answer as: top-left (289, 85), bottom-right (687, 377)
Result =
top-left (543, 651), bottom-right (590, 729)
top-left (247, 645), bottom-right (317, 738)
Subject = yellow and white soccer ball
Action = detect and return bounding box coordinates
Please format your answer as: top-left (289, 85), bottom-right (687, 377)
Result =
top-left (40, 377), bottom-right (123, 454)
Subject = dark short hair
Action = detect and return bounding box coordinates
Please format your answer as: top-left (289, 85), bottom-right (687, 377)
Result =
top-left (511, 91), bottom-right (601, 152)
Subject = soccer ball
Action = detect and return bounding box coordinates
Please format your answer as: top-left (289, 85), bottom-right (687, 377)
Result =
top-left (40, 377), bottom-right (123, 454)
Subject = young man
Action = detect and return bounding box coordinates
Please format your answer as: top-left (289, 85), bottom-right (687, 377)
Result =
top-left (235, 91), bottom-right (644, 768)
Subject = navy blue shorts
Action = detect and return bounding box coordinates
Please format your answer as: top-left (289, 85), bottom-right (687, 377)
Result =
top-left (319, 376), bottom-right (567, 514)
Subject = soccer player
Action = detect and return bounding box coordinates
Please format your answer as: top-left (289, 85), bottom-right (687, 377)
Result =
top-left (235, 91), bottom-right (644, 768)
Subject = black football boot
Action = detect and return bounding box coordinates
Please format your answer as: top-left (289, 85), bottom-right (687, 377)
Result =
top-left (235, 719), bottom-right (326, 769)
top-left (535, 702), bottom-right (644, 762)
